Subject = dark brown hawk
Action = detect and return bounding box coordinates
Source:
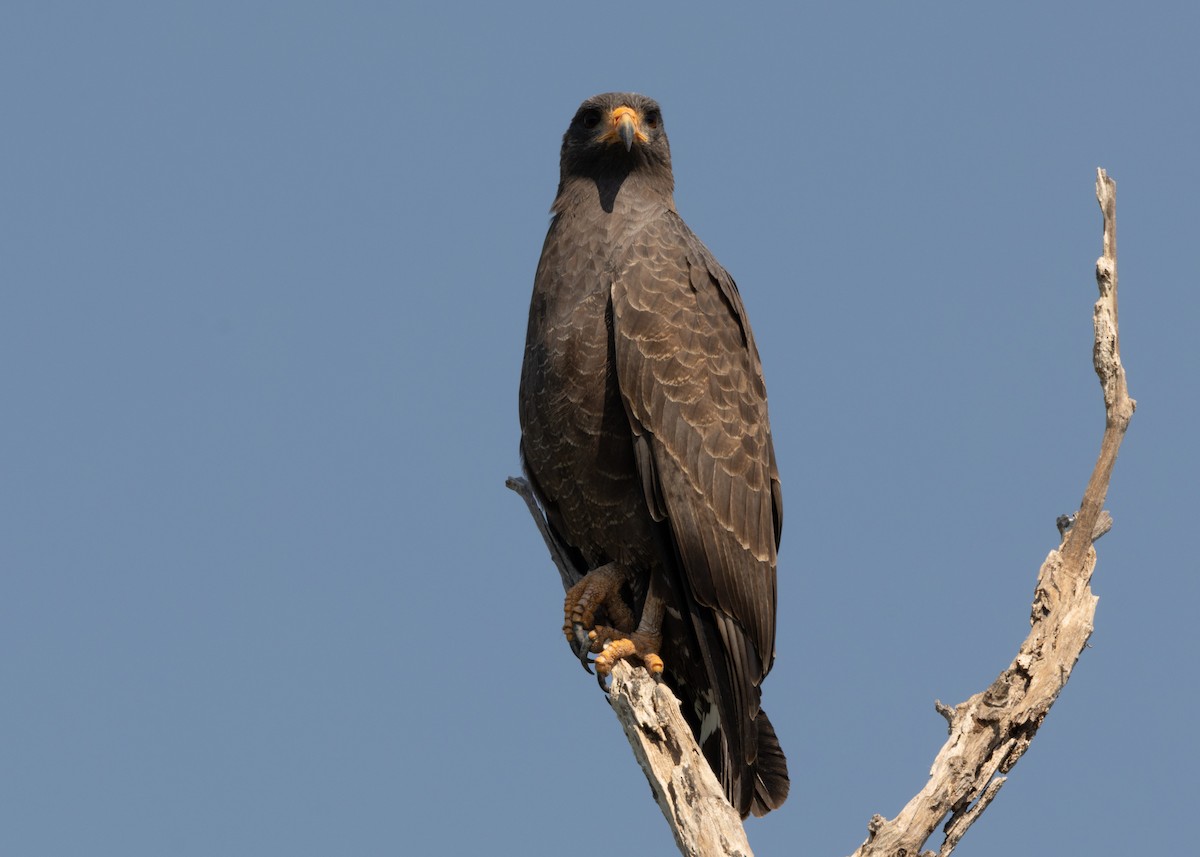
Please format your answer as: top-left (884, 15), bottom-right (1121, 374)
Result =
top-left (518, 92), bottom-right (788, 818)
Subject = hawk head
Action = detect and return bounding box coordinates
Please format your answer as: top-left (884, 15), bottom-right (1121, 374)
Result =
top-left (559, 92), bottom-right (673, 182)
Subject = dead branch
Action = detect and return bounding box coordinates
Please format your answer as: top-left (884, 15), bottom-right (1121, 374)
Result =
top-left (505, 475), bottom-right (583, 591)
top-left (508, 169), bottom-right (1134, 857)
top-left (609, 660), bottom-right (755, 857)
top-left (506, 474), bottom-right (751, 855)
top-left (849, 168), bottom-right (1134, 857)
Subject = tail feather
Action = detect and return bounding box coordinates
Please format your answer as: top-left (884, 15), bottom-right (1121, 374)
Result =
top-left (748, 708), bottom-right (789, 818)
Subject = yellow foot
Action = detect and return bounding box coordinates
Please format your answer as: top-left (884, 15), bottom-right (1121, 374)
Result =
top-left (590, 629), bottom-right (664, 678)
top-left (562, 563), bottom-right (635, 658)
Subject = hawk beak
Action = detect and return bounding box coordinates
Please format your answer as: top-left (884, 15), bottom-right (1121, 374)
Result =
top-left (616, 110), bottom-right (637, 151)
top-left (604, 106), bottom-right (646, 151)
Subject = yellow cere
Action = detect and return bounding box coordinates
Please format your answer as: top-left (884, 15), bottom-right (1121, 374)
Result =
top-left (600, 106), bottom-right (649, 145)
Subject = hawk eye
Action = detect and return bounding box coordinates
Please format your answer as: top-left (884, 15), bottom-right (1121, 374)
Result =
top-left (580, 109), bottom-right (601, 129)
top-left (644, 110), bottom-right (660, 128)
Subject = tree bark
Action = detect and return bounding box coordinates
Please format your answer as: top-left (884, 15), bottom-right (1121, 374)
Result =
top-left (509, 168), bottom-right (1133, 857)
top-left (608, 660), bottom-right (755, 857)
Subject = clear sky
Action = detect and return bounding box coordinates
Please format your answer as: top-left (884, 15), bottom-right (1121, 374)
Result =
top-left (2, 3), bottom-right (1194, 855)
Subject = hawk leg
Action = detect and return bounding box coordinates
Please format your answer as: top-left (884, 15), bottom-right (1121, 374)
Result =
top-left (563, 562), bottom-right (636, 671)
top-left (564, 563), bottom-right (666, 684)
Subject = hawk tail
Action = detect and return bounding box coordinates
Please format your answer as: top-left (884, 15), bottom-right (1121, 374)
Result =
top-left (748, 707), bottom-right (789, 818)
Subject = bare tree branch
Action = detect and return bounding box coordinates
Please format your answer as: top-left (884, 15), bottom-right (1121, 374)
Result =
top-left (850, 168), bottom-right (1134, 857)
top-left (506, 475), bottom-right (751, 854)
top-left (608, 661), bottom-right (755, 857)
top-left (509, 169), bottom-right (1134, 857)
top-left (505, 475), bottom-right (583, 591)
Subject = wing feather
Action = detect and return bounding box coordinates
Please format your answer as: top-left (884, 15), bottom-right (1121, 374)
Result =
top-left (612, 213), bottom-right (779, 664)
top-left (610, 210), bottom-right (782, 810)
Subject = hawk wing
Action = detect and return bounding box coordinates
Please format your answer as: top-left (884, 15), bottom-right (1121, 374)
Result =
top-left (610, 210), bottom-right (784, 814)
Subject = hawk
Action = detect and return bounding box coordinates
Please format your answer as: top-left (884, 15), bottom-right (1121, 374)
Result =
top-left (518, 92), bottom-right (788, 818)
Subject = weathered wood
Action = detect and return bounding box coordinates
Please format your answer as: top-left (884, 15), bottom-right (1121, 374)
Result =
top-left (849, 168), bottom-right (1134, 857)
top-left (608, 661), bottom-right (754, 857)
top-left (506, 474), bottom-right (584, 591)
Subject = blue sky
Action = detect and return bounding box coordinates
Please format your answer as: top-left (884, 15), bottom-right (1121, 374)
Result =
top-left (2, 3), bottom-right (1195, 855)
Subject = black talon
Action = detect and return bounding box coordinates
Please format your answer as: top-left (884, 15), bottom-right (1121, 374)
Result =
top-left (570, 623), bottom-right (594, 674)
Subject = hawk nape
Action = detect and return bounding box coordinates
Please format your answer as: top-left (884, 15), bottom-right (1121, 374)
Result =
top-left (518, 92), bottom-right (789, 819)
